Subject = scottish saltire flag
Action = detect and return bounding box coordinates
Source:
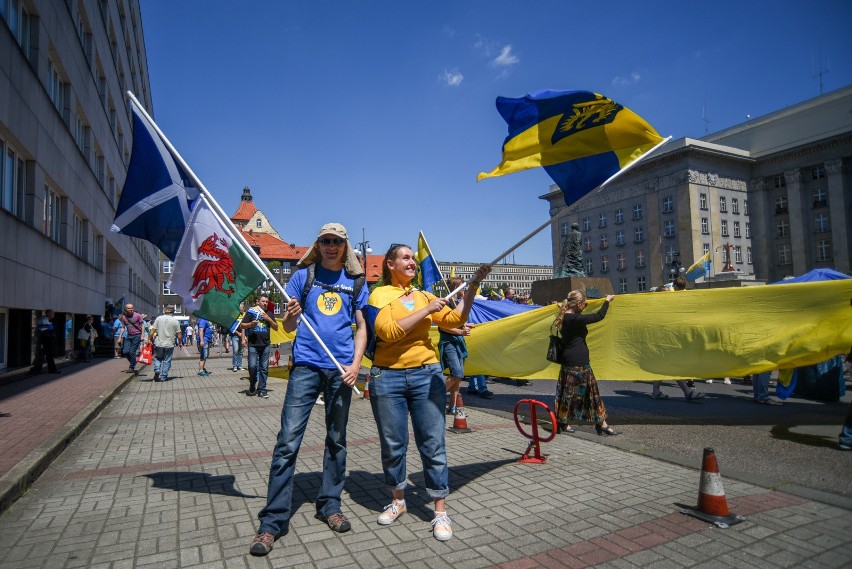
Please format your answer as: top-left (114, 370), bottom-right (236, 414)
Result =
top-left (167, 198), bottom-right (265, 329)
top-left (111, 102), bottom-right (200, 260)
top-left (415, 231), bottom-right (444, 293)
top-left (478, 90), bottom-right (664, 205)
top-left (112, 295), bottom-right (125, 317)
top-left (685, 251), bottom-right (712, 282)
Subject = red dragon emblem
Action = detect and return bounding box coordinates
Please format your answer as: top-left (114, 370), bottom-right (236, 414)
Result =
top-left (190, 233), bottom-right (236, 299)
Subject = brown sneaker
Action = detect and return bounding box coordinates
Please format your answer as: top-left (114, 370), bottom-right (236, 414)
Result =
top-left (315, 511), bottom-right (351, 533)
top-left (249, 532), bottom-right (275, 556)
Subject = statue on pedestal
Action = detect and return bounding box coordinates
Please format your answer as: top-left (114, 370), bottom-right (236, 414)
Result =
top-left (555, 223), bottom-right (585, 278)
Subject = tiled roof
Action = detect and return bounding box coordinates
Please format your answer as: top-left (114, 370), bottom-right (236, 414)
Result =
top-left (232, 200), bottom-right (257, 222)
top-left (240, 230), bottom-right (301, 261)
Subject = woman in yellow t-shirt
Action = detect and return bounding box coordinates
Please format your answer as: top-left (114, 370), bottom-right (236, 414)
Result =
top-left (366, 244), bottom-right (489, 542)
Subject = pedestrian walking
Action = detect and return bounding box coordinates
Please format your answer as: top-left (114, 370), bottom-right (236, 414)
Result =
top-left (30, 309), bottom-right (60, 374)
top-left (197, 318), bottom-right (213, 376)
top-left (241, 295), bottom-right (278, 399)
top-left (231, 302), bottom-right (246, 372)
top-left (119, 304), bottom-right (144, 374)
top-left (150, 305), bottom-right (183, 382)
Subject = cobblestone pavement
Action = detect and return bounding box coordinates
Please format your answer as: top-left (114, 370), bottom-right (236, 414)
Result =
top-left (0, 352), bottom-right (850, 568)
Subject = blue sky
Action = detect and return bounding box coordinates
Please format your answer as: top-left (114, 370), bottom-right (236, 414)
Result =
top-left (140, 1), bottom-right (852, 266)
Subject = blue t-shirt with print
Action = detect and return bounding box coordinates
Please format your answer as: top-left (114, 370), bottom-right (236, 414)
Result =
top-left (285, 265), bottom-right (368, 369)
top-left (197, 319), bottom-right (214, 343)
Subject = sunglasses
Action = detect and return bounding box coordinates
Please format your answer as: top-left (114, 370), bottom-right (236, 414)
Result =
top-left (318, 237), bottom-right (345, 246)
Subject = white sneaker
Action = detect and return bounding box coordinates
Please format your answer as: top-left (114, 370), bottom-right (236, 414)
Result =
top-left (706, 379), bottom-right (714, 384)
top-left (723, 377), bottom-right (731, 385)
top-left (377, 500), bottom-right (406, 525)
top-left (431, 512), bottom-right (453, 541)
top-left (316, 395), bottom-right (325, 405)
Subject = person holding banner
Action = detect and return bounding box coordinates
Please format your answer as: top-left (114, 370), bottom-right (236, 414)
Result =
top-left (367, 244), bottom-right (490, 541)
top-left (438, 277), bottom-right (471, 415)
top-left (249, 223), bottom-right (368, 557)
top-left (554, 290), bottom-right (619, 436)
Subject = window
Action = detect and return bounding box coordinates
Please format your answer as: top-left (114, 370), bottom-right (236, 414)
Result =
top-left (744, 200), bottom-right (749, 215)
top-left (721, 220), bottom-right (729, 237)
top-left (162, 260), bottom-right (174, 274)
top-left (734, 246), bottom-right (742, 264)
top-left (583, 237), bottom-right (592, 251)
top-left (776, 219), bottom-right (789, 238)
top-left (74, 113), bottom-right (90, 159)
top-left (43, 186), bottom-right (61, 242)
top-left (256, 218), bottom-right (262, 228)
top-left (701, 218), bottom-right (709, 235)
top-left (703, 243), bottom-right (710, 256)
top-left (665, 245), bottom-right (677, 263)
top-left (747, 247), bottom-right (752, 264)
top-left (273, 303), bottom-right (280, 314)
top-left (615, 208), bottom-right (624, 224)
top-left (3, 0), bottom-right (31, 54)
top-left (282, 261), bottom-right (291, 275)
top-left (774, 175), bottom-right (786, 189)
top-left (775, 195), bottom-right (788, 214)
top-left (699, 193), bottom-right (708, 210)
top-left (560, 222), bottom-right (569, 236)
top-left (637, 276), bottom-right (647, 292)
top-left (599, 234), bottom-right (608, 249)
top-left (162, 281), bottom-right (173, 295)
top-left (817, 240), bottom-right (831, 262)
top-left (662, 196), bottom-right (673, 213)
top-left (663, 220), bottom-right (675, 237)
top-left (719, 196), bottom-right (727, 212)
top-left (615, 230), bottom-right (625, 246)
top-left (635, 250), bottom-right (645, 268)
top-left (47, 60), bottom-right (66, 115)
top-left (2, 141), bottom-right (26, 220)
top-left (632, 204), bottom-right (643, 220)
top-left (72, 213), bottom-right (84, 258)
top-left (812, 165), bottom-right (826, 180)
top-left (731, 198), bottom-right (739, 214)
top-left (584, 258), bottom-right (593, 274)
top-left (634, 226), bottom-right (644, 243)
top-left (617, 253), bottom-right (626, 270)
top-left (619, 278), bottom-right (628, 293)
top-left (745, 222), bottom-right (750, 239)
top-left (94, 233), bottom-right (104, 270)
top-left (600, 256), bottom-right (609, 272)
top-left (777, 244), bottom-right (791, 265)
top-left (812, 188), bottom-right (827, 208)
top-left (582, 217), bottom-right (591, 231)
top-left (814, 213), bottom-right (830, 233)
top-left (733, 221), bottom-right (741, 238)
top-left (599, 213), bottom-right (607, 228)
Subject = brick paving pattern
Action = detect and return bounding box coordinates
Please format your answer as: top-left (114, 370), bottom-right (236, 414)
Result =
top-left (0, 353), bottom-right (850, 568)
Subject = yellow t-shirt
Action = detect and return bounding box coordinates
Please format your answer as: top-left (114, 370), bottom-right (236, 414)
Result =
top-left (372, 290), bottom-right (465, 369)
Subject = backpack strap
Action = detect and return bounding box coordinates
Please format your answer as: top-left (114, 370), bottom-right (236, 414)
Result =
top-left (302, 263), bottom-right (366, 320)
top-left (301, 264), bottom-right (316, 307)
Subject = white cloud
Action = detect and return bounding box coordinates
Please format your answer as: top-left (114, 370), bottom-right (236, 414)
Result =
top-left (440, 69), bottom-right (464, 87)
top-left (492, 45), bottom-right (519, 67)
top-left (611, 72), bottom-right (641, 87)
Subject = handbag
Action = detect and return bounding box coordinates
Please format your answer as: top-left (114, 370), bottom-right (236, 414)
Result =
top-left (137, 343), bottom-right (153, 365)
top-left (77, 328), bottom-right (90, 340)
top-left (546, 323), bottom-right (563, 363)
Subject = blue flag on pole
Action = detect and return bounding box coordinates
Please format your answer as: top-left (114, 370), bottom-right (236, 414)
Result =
top-left (415, 231), bottom-right (444, 293)
top-left (478, 90), bottom-right (663, 206)
top-left (111, 101), bottom-right (200, 260)
top-left (684, 251), bottom-right (712, 282)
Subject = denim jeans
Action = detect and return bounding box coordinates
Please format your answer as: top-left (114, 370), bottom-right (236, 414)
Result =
top-left (753, 371), bottom-right (772, 401)
top-left (840, 400), bottom-right (852, 446)
top-left (153, 346), bottom-right (175, 379)
top-left (248, 344), bottom-right (270, 393)
top-left (257, 365), bottom-right (352, 535)
top-left (368, 363), bottom-right (449, 500)
top-left (122, 334), bottom-right (142, 369)
top-left (231, 335), bottom-right (243, 369)
top-left (468, 374), bottom-right (487, 393)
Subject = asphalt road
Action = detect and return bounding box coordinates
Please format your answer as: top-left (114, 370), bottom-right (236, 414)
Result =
top-left (455, 374), bottom-right (852, 504)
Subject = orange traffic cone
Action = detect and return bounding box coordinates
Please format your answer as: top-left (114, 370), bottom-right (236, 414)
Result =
top-left (683, 447), bottom-right (745, 527)
top-left (363, 379), bottom-right (370, 399)
top-left (447, 394), bottom-right (472, 434)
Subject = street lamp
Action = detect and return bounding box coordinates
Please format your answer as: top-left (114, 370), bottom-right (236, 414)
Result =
top-left (353, 227), bottom-right (372, 274)
top-left (669, 253), bottom-right (683, 283)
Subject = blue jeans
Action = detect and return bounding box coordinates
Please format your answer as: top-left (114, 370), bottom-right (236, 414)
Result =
top-left (840, 400), bottom-right (852, 446)
top-left (231, 335), bottom-right (243, 368)
top-left (122, 334), bottom-right (142, 369)
top-left (153, 346), bottom-right (175, 379)
top-left (468, 374), bottom-right (487, 393)
top-left (753, 371), bottom-right (772, 401)
top-left (257, 365), bottom-right (352, 535)
top-left (368, 363), bottom-right (449, 500)
top-left (248, 344), bottom-right (270, 393)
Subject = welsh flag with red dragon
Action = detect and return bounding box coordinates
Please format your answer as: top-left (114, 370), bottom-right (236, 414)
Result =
top-left (168, 197), bottom-right (265, 328)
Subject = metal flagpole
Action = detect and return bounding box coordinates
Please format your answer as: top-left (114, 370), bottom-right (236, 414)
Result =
top-left (445, 136), bottom-right (673, 299)
top-left (125, 92), bottom-right (360, 391)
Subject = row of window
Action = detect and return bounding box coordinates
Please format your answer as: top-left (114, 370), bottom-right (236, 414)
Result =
top-left (773, 166), bottom-right (827, 189)
top-left (777, 240), bottom-right (832, 264)
top-left (584, 245), bottom-right (752, 275)
top-left (700, 218), bottom-right (751, 238)
top-left (698, 194), bottom-right (748, 215)
top-left (775, 214), bottom-right (831, 238)
top-left (581, 204), bottom-right (646, 230)
top-left (774, 188), bottom-right (829, 213)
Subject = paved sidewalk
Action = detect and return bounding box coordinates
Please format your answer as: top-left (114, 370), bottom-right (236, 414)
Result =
top-left (0, 352), bottom-right (850, 568)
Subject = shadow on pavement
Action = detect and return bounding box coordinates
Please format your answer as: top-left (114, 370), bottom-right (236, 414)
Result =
top-left (141, 471), bottom-right (260, 498)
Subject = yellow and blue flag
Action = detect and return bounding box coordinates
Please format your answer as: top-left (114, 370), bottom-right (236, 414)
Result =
top-left (415, 231), bottom-right (444, 293)
top-left (684, 251), bottom-right (712, 282)
top-left (478, 90), bottom-right (663, 205)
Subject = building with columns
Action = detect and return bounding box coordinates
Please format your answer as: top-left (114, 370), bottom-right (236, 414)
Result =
top-left (541, 85), bottom-right (852, 292)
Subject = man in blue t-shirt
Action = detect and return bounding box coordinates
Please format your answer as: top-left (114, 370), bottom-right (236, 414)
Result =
top-left (249, 223), bottom-right (368, 557)
top-left (197, 318), bottom-right (214, 376)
